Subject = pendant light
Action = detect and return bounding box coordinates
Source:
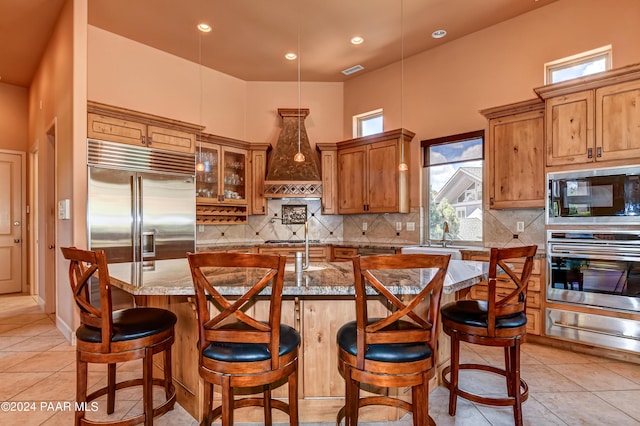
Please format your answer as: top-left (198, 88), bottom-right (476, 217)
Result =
top-left (398, 0), bottom-right (408, 172)
top-left (293, 30), bottom-right (305, 163)
top-left (195, 25), bottom-right (206, 172)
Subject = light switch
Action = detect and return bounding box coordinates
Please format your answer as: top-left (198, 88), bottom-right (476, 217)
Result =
top-left (58, 199), bottom-right (70, 220)
top-left (407, 222), bottom-right (415, 231)
top-left (396, 222), bottom-right (403, 231)
top-left (516, 221), bottom-right (525, 232)
top-left (362, 222), bottom-right (368, 231)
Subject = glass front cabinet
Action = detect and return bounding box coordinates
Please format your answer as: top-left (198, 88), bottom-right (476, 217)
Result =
top-left (195, 137), bottom-right (249, 224)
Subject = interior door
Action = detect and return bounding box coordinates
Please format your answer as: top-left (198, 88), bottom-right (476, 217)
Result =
top-left (0, 152), bottom-right (23, 294)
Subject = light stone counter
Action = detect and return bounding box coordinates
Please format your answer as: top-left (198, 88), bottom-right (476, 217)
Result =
top-left (108, 258), bottom-right (489, 297)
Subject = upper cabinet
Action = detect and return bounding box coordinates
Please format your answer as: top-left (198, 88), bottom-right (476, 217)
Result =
top-left (87, 101), bottom-right (201, 154)
top-left (481, 99), bottom-right (545, 209)
top-left (535, 63), bottom-right (640, 170)
top-left (336, 128), bottom-right (414, 214)
top-left (316, 143), bottom-right (338, 215)
top-left (249, 144), bottom-right (271, 216)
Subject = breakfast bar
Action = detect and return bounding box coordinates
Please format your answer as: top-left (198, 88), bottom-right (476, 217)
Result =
top-left (108, 258), bottom-right (489, 423)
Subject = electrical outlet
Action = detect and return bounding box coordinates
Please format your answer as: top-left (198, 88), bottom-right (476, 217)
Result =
top-left (406, 222), bottom-right (415, 231)
top-left (516, 221), bottom-right (525, 232)
top-left (362, 222), bottom-right (368, 231)
top-left (396, 222), bottom-right (403, 231)
top-left (198, 224), bottom-right (205, 232)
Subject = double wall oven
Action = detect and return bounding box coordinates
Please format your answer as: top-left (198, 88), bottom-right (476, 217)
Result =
top-left (545, 166), bottom-right (640, 352)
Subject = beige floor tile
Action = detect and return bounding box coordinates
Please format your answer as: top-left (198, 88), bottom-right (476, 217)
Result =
top-left (0, 405), bottom-right (57, 424)
top-left (0, 318), bottom-right (57, 337)
top-left (546, 363), bottom-right (640, 391)
top-left (2, 335), bottom-right (67, 352)
top-left (0, 351), bottom-right (42, 372)
top-left (13, 371), bottom-right (77, 401)
top-left (520, 364), bottom-right (585, 393)
top-left (8, 350), bottom-right (75, 373)
top-left (594, 390), bottom-right (640, 422)
top-left (474, 396), bottom-right (566, 426)
top-left (534, 391), bottom-right (639, 425)
top-left (0, 336), bottom-right (30, 350)
top-left (0, 372), bottom-right (52, 400)
top-left (601, 361), bottom-right (640, 385)
top-left (523, 343), bottom-right (605, 364)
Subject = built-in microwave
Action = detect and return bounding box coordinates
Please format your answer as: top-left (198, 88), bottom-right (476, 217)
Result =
top-left (547, 166), bottom-right (640, 225)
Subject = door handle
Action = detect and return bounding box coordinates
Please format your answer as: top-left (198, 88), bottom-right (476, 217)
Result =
top-left (14, 239), bottom-right (21, 243)
top-left (48, 245), bottom-right (55, 249)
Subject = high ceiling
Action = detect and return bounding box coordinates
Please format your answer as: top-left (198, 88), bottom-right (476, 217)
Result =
top-left (1, 0), bottom-right (558, 88)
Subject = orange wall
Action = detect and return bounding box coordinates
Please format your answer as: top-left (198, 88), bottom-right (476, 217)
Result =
top-left (29, 0), bottom-right (76, 336)
top-left (0, 82), bottom-right (29, 152)
top-left (344, 0), bottom-right (640, 205)
top-left (87, 26), bottom-right (344, 145)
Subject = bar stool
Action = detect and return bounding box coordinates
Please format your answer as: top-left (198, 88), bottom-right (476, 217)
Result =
top-left (441, 245), bottom-right (537, 426)
top-left (337, 253), bottom-right (451, 426)
top-left (61, 247), bottom-right (176, 426)
top-left (187, 252), bottom-right (300, 426)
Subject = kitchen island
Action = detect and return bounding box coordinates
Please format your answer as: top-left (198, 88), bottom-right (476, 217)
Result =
top-left (109, 258), bottom-right (489, 423)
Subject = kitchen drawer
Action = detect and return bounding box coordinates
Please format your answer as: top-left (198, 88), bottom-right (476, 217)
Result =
top-left (469, 287), bottom-right (540, 309)
top-left (332, 246), bottom-right (358, 261)
top-left (258, 246), bottom-right (328, 262)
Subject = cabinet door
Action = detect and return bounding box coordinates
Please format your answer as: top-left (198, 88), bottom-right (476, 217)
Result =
top-left (221, 147), bottom-right (248, 205)
top-left (196, 145), bottom-right (220, 200)
top-left (546, 90), bottom-right (594, 166)
top-left (596, 80), bottom-right (640, 162)
top-left (147, 125), bottom-right (195, 154)
top-left (367, 140), bottom-right (401, 213)
top-left (88, 113), bottom-right (146, 147)
top-left (338, 146), bottom-right (367, 214)
top-left (250, 150), bottom-right (267, 215)
top-left (489, 109), bottom-right (545, 208)
top-left (320, 149), bottom-right (338, 215)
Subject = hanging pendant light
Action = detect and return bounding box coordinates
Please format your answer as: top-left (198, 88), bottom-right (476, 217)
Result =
top-left (398, 0), bottom-right (408, 172)
top-left (195, 26), bottom-right (205, 172)
top-left (293, 30), bottom-right (305, 163)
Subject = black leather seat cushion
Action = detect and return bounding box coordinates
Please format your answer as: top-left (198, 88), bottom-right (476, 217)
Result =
top-left (202, 324), bottom-right (300, 363)
top-left (337, 319), bottom-right (432, 363)
top-left (441, 300), bottom-right (527, 329)
top-left (76, 307), bottom-right (177, 343)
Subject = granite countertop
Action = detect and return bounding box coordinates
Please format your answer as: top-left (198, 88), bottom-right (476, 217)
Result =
top-left (108, 258), bottom-right (489, 297)
top-left (196, 241), bottom-right (415, 252)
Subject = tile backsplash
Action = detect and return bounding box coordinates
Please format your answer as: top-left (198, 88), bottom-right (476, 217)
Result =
top-left (196, 200), bottom-right (421, 246)
top-left (196, 200), bottom-right (545, 250)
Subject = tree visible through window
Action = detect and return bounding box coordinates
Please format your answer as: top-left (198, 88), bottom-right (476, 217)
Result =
top-left (422, 131), bottom-right (484, 243)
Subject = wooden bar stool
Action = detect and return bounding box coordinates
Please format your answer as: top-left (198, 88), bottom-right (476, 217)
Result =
top-left (441, 245), bottom-right (537, 426)
top-left (187, 252), bottom-right (300, 426)
top-left (61, 247), bottom-right (176, 426)
top-left (337, 253), bottom-right (451, 426)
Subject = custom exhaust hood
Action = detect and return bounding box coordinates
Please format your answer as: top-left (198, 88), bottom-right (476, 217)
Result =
top-left (264, 108), bottom-right (322, 198)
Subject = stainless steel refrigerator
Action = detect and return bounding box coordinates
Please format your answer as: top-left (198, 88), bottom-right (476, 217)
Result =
top-left (87, 139), bottom-right (196, 263)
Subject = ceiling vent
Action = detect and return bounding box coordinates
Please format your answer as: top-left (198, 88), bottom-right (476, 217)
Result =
top-left (341, 64), bottom-right (364, 76)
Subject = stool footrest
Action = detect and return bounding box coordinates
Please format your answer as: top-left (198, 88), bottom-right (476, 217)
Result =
top-left (442, 363), bottom-right (528, 407)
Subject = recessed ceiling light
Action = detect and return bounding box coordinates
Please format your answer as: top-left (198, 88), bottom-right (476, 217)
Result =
top-left (285, 53), bottom-right (297, 61)
top-left (350, 36), bottom-right (364, 45)
top-left (432, 29), bottom-right (447, 39)
top-left (197, 23), bottom-right (212, 33)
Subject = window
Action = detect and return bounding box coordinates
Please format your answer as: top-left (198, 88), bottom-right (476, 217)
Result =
top-left (353, 109), bottom-right (383, 138)
top-left (421, 131), bottom-right (484, 243)
top-left (545, 45), bottom-right (612, 84)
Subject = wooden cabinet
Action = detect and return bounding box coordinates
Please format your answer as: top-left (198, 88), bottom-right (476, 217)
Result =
top-left (336, 128), bottom-right (414, 214)
top-left (195, 134), bottom-right (250, 225)
top-left (87, 101), bottom-right (201, 154)
top-left (462, 252), bottom-right (544, 335)
top-left (481, 99), bottom-right (545, 209)
top-left (249, 144), bottom-right (271, 215)
top-left (257, 245), bottom-right (329, 263)
top-left (535, 63), bottom-right (640, 169)
top-left (316, 143), bottom-right (338, 215)
top-left (331, 246), bottom-right (358, 261)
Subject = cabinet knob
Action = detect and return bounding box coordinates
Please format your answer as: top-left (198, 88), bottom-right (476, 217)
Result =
top-left (596, 147), bottom-right (602, 158)
top-left (587, 148), bottom-right (593, 159)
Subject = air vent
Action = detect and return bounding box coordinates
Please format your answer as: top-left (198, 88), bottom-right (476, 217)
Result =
top-left (341, 64), bottom-right (364, 76)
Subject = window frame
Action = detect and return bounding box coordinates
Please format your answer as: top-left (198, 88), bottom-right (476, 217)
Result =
top-left (353, 108), bottom-right (383, 138)
top-left (421, 130), bottom-right (484, 245)
top-left (544, 45), bottom-right (612, 85)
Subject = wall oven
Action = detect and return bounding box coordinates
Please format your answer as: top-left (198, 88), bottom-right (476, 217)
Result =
top-left (546, 230), bottom-right (640, 352)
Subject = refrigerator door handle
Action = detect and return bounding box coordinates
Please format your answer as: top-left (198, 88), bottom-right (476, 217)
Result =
top-left (133, 175), bottom-right (141, 262)
top-left (142, 231), bottom-right (156, 258)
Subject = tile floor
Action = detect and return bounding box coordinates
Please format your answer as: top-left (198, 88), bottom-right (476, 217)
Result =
top-left (1, 293), bottom-right (640, 425)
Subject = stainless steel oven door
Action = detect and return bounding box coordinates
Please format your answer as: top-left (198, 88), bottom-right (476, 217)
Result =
top-left (547, 231), bottom-right (640, 313)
